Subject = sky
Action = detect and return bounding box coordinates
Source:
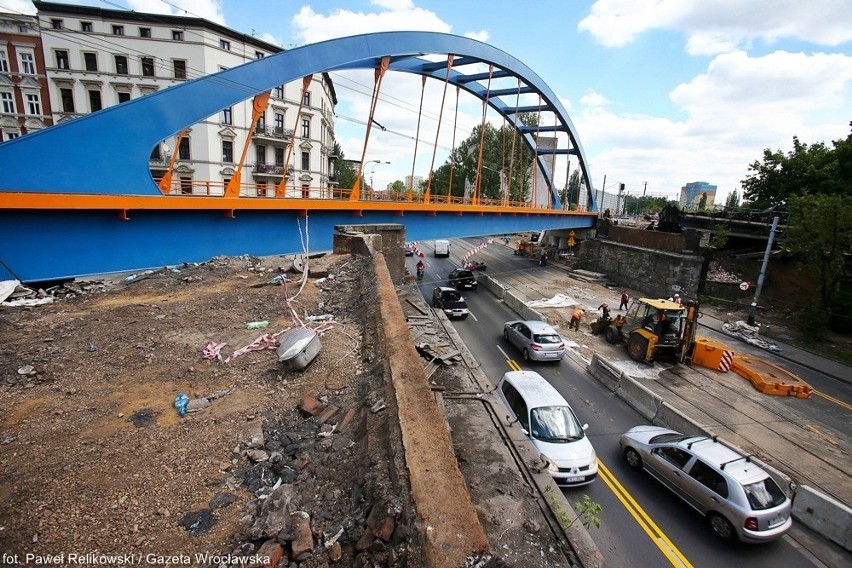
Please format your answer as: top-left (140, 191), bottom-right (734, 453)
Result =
top-left (5, 0), bottom-right (852, 204)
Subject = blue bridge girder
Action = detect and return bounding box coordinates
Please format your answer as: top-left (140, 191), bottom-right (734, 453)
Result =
top-left (0, 31), bottom-right (597, 283)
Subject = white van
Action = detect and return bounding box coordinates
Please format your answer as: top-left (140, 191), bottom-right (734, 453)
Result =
top-left (496, 370), bottom-right (598, 486)
top-left (434, 239), bottom-right (450, 258)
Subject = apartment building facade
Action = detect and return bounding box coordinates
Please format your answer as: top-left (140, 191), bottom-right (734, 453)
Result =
top-left (0, 11), bottom-right (53, 141)
top-left (12, 1), bottom-right (338, 197)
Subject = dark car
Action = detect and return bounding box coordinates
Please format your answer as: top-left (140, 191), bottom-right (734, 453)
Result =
top-left (431, 287), bottom-right (469, 319)
top-left (449, 268), bottom-right (477, 290)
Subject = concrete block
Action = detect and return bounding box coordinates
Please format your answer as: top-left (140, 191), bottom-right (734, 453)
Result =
top-left (616, 377), bottom-right (662, 421)
top-left (586, 354), bottom-right (620, 392)
top-left (652, 401), bottom-right (707, 437)
top-left (792, 485), bottom-right (852, 551)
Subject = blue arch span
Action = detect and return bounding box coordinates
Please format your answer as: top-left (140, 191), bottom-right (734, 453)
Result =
top-left (0, 31), bottom-right (594, 208)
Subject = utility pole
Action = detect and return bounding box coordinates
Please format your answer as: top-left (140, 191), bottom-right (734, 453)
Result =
top-left (747, 216), bottom-right (780, 326)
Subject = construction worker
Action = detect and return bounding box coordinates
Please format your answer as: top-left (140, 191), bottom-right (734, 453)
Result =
top-left (619, 291), bottom-right (630, 310)
top-left (570, 308), bottom-right (584, 331)
top-left (672, 293), bottom-right (682, 305)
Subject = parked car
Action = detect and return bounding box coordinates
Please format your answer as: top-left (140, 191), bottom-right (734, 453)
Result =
top-left (404, 242), bottom-right (415, 256)
top-left (431, 287), bottom-right (469, 319)
top-left (496, 370), bottom-right (597, 487)
top-left (503, 320), bottom-right (565, 361)
top-left (449, 268), bottom-right (477, 290)
top-left (619, 425), bottom-right (792, 543)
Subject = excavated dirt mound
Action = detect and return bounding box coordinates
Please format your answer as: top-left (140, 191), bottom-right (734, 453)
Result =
top-left (0, 254), bottom-right (421, 565)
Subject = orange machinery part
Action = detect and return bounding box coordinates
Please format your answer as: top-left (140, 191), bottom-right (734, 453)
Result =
top-left (730, 355), bottom-right (813, 398)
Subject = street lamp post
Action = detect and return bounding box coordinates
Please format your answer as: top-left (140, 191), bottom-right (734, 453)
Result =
top-left (366, 160), bottom-right (390, 199)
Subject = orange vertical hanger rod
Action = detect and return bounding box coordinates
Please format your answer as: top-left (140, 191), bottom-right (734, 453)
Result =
top-left (424, 55), bottom-right (454, 204)
top-left (157, 129), bottom-right (188, 194)
top-left (408, 75), bottom-right (427, 201)
top-left (277, 76), bottom-right (313, 197)
top-left (351, 56), bottom-right (390, 201)
top-left (225, 91), bottom-right (271, 198)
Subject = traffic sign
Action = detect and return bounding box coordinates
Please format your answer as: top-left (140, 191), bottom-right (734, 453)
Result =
top-left (739, 281), bottom-right (750, 291)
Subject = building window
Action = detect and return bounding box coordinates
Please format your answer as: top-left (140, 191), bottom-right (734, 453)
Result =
top-left (173, 59), bottom-right (186, 79)
top-left (255, 51), bottom-right (264, 59)
top-left (141, 57), bottom-right (154, 77)
top-left (274, 147), bottom-right (284, 166)
top-left (301, 151), bottom-right (310, 171)
top-left (274, 113), bottom-right (284, 133)
top-left (301, 184), bottom-right (310, 198)
top-left (83, 53), bottom-right (97, 72)
top-left (88, 90), bottom-right (102, 112)
top-left (274, 85), bottom-right (284, 98)
top-left (179, 177), bottom-right (193, 194)
top-left (219, 39), bottom-right (231, 51)
top-left (112, 25), bottom-right (124, 35)
top-left (55, 50), bottom-right (69, 70)
top-left (118, 92), bottom-right (130, 103)
top-left (255, 144), bottom-right (266, 164)
top-left (60, 88), bottom-right (74, 112)
top-left (178, 137), bottom-right (190, 159)
top-left (51, 19), bottom-right (63, 30)
top-left (257, 112), bottom-right (266, 129)
top-left (5, 132), bottom-right (20, 141)
top-left (301, 118), bottom-right (310, 139)
top-left (256, 182), bottom-right (267, 197)
top-left (172, 30), bottom-right (184, 41)
top-left (139, 27), bottom-right (151, 38)
top-left (222, 140), bottom-right (234, 163)
top-left (221, 106), bottom-right (232, 125)
top-left (81, 22), bottom-right (93, 32)
top-left (0, 50), bottom-right (8, 73)
top-left (115, 55), bottom-right (128, 75)
top-left (25, 93), bottom-right (41, 116)
top-left (20, 53), bottom-right (35, 75)
top-left (1, 91), bottom-right (14, 113)
top-left (303, 91), bottom-right (311, 106)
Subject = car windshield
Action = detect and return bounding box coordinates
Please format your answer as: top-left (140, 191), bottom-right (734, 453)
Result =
top-left (743, 477), bottom-right (787, 510)
top-left (456, 271), bottom-right (473, 278)
top-left (533, 333), bottom-right (562, 344)
top-left (443, 290), bottom-right (462, 301)
top-left (530, 406), bottom-right (584, 442)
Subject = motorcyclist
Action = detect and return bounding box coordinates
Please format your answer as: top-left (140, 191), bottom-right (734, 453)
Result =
top-left (416, 259), bottom-right (424, 280)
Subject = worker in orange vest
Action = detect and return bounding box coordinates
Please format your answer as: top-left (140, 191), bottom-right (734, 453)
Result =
top-left (570, 308), bottom-right (584, 331)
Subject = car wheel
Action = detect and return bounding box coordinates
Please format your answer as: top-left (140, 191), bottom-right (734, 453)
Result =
top-left (522, 348), bottom-right (530, 361)
top-left (708, 513), bottom-right (737, 542)
top-left (627, 333), bottom-right (649, 362)
top-left (624, 447), bottom-right (643, 470)
top-left (604, 325), bottom-right (620, 344)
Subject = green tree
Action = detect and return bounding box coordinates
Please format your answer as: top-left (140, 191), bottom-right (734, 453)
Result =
top-left (561, 170), bottom-right (582, 210)
top-left (741, 130), bottom-right (849, 209)
top-left (332, 142), bottom-right (359, 190)
top-left (725, 190), bottom-right (741, 209)
top-left (698, 192), bottom-right (708, 210)
top-left (782, 193), bottom-right (852, 331)
top-left (388, 179), bottom-right (406, 197)
top-left (428, 116), bottom-right (536, 202)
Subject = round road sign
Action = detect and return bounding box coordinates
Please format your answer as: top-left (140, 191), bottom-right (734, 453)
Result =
top-left (739, 281), bottom-right (750, 291)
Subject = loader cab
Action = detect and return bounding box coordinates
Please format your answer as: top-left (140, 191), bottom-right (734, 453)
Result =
top-left (607, 298), bottom-right (688, 363)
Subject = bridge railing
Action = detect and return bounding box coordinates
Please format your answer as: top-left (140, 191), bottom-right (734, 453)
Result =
top-left (152, 178), bottom-right (592, 212)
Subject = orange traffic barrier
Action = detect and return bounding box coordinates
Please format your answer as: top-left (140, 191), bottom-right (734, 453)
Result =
top-left (730, 355), bottom-right (813, 398)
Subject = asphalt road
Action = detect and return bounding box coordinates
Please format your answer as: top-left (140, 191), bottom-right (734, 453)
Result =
top-left (405, 240), bottom-right (846, 568)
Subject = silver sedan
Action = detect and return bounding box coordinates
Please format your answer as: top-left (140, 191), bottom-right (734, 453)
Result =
top-left (503, 320), bottom-right (566, 361)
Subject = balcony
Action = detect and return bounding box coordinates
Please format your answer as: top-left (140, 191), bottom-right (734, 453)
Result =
top-left (253, 125), bottom-right (293, 143)
top-left (252, 163), bottom-right (294, 179)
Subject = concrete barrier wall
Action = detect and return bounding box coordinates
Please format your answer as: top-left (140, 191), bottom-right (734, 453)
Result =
top-left (652, 402), bottom-right (708, 437)
top-left (792, 485), bottom-right (852, 550)
top-left (587, 354), bottom-right (621, 392)
top-left (615, 376), bottom-right (663, 421)
top-left (478, 274), bottom-right (507, 300)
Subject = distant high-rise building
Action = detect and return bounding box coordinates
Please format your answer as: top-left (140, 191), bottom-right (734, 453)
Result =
top-left (680, 181), bottom-right (717, 209)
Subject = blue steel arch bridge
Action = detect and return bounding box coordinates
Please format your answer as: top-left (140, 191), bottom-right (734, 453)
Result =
top-left (0, 31), bottom-right (598, 283)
